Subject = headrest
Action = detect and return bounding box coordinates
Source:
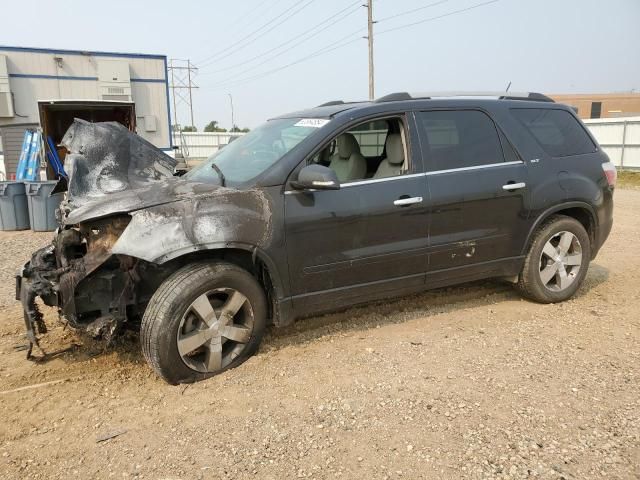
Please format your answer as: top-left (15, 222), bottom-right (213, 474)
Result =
top-left (385, 134), bottom-right (404, 165)
top-left (337, 133), bottom-right (360, 159)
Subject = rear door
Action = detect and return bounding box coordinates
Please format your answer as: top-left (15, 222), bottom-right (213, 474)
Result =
top-left (284, 115), bottom-right (429, 313)
top-left (415, 109), bottom-right (531, 278)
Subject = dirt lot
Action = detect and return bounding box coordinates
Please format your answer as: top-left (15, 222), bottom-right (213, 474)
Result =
top-left (1, 190), bottom-right (639, 480)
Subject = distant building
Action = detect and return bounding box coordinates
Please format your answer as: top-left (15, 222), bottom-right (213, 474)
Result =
top-left (0, 45), bottom-right (172, 179)
top-left (550, 92), bottom-right (640, 120)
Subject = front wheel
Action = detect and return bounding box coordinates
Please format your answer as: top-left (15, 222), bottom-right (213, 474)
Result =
top-left (516, 215), bottom-right (591, 303)
top-left (140, 262), bottom-right (267, 384)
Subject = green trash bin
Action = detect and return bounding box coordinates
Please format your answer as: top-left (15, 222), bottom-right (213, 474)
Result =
top-left (0, 181), bottom-right (30, 231)
top-left (25, 181), bottom-right (64, 232)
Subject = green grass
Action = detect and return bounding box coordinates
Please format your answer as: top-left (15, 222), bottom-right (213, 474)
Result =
top-left (617, 169), bottom-right (640, 188)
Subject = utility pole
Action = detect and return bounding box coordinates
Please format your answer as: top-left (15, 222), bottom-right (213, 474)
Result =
top-left (366, 0), bottom-right (375, 100)
top-left (228, 93), bottom-right (235, 132)
top-left (168, 59), bottom-right (199, 131)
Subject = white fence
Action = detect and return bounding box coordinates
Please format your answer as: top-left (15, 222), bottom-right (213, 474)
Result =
top-left (172, 132), bottom-right (245, 161)
top-left (584, 117), bottom-right (640, 169)
top-left (172, 117), bottom-right (640, 170)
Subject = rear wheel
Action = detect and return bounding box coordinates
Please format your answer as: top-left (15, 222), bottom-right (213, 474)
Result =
top-left (516, 215), bottom-right (591, 303)
top-left (140, 262), bottom-right (267, 384)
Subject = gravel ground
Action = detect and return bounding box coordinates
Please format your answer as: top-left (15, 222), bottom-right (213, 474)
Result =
top-left (0, 230), bottom-right (51, 308)
top-left (0, 189), bottom-right (638, 480)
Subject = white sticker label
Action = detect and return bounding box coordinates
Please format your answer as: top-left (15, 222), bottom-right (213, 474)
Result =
top-left (294, 118), bottom-right (330, 128)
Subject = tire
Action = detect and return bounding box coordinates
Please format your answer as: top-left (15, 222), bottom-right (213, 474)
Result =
top-left (140, 261), bottom-right (267, 384)
top-left (516, 215), bottom-right (591, 304)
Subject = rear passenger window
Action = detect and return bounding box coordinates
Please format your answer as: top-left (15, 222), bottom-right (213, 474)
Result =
top-left (511, 108), bottom-right (596, 157)
top-left (417, 110), bottom-right (505, 171)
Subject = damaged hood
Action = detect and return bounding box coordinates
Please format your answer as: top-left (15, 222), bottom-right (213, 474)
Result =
top-left (64, 178), bottom-right (228, 225)
top-left (60, 119), bottom-right (177, 212)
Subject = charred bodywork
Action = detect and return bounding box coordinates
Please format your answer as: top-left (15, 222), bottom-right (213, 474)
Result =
top-left (18, 120), bottom-right (273, 358)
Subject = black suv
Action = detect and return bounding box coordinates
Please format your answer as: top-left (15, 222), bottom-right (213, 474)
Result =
top-left (18, 92), bottom-right (615, 384)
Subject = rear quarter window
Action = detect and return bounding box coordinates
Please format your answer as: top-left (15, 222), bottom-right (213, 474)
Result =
top-left (511, 108), bottom-right (596, 157)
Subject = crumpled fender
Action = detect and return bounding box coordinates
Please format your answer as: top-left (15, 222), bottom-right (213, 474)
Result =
top-left (111, 188), bottom-right (273, 264)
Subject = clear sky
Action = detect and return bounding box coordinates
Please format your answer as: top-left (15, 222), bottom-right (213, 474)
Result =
top-left (2, 0), bottom-right (639, 129)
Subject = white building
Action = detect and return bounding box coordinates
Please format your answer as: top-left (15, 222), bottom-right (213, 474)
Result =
top-left (0, 45), bottom-right (172, 179)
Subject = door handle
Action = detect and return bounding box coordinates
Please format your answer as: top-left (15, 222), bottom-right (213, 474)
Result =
top-left (394, 196), bottom-right (423, 206)
top-left (502, 182), bottom-right (526, 191)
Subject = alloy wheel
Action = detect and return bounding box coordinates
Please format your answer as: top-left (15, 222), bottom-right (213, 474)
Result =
top-left (176, 288), bottom-right (254, 373)
top-left (538, 231), bottom-right (583, 292)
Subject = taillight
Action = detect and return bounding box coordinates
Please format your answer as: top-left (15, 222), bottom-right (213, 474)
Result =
top-left (602, 162), bottom-right (617, 188)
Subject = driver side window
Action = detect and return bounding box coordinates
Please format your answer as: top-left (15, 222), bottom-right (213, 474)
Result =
top-left (310, 117), bottom-right (409, 183)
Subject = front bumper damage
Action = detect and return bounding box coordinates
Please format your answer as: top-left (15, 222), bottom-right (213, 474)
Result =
top-left (16, 118), bottom-right (177, 359)
top-left (17, 217), bottom-right (138, 359)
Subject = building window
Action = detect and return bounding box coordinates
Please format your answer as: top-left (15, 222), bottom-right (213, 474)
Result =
top-left (590, 102), bottom-right (602, 119)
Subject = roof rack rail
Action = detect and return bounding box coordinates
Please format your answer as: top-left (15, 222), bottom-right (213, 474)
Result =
top-left (317, 100), bottom-right (345, 107)
top-left (374, 91), bottom-right (555, 103)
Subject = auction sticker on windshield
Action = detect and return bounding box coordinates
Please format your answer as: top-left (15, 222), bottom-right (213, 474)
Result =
top-left (294, 119), bottom-right (330, 128)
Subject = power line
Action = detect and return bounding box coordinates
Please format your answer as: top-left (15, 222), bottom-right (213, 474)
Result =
top-left (192, 0), bottom-right (276, 64)
top-left (199, 0), bottom-right (362, 76)
top-left (198, 5), bottom-right (363, 87)
top-left (201, 0), bottom-right (501, 92)
top-left (377, 0), bottom-right (499, 35)
top-left (198, 0), bottom-right (316, 69)
top-left (376, 0), bottom-right (451, 23)
top-left (202, 33), bottom-right (364, 91)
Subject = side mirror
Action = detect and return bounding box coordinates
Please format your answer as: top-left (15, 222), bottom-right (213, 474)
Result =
top-left (291, 164), bottom-right (340, 190)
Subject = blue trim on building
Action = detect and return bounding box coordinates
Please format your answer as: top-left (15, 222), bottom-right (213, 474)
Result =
top-left (163, 57), bottom-right (174, 149)
top-left (10, 73), bottom-right (98, 81)
top-left (130, 78), bottom-right (166, 83)
top-left (0, 45), bottom-right (165, 60)
top-left (9, 73), bottom-right (166, 83)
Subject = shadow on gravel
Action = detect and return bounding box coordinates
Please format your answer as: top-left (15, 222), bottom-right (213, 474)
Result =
top-left (263, 279), bottom-right (517, 352)
top-left (574, 263), bottom-right (609, 299)
top-left (264, 263), bottom-right (611, 352)
top-left (27, 263), bottom-right (610, 367)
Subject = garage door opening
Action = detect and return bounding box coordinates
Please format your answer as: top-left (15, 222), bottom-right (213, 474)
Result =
top-left (38, 100), bottom-right (136, 177)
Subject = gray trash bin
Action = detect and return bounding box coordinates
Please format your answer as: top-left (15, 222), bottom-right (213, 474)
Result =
top-left (0, 182), bottom-right (30, 231)
top-left (25, 181), bottom-right (64, 232)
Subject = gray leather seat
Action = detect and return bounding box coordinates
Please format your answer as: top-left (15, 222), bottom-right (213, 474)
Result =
top-left (328, 133), bottom-right (367, 182)
top-left (373, 134), bottom-right (405, 179)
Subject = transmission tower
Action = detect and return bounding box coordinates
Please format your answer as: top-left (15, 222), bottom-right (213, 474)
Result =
top-left (168, 59), bottom-right (199, 131)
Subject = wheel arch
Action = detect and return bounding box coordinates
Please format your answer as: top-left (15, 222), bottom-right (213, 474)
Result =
top-left (138, 243), bottom-right (288, 327)
top-left (522, 202), bottom-right (597, 257)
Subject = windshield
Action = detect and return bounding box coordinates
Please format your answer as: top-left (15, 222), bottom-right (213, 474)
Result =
top-left (185, 118), bottom-right (326, 185)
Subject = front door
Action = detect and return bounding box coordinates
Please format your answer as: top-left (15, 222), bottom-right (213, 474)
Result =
top-left (415, 109), bottom-right (531, 279)
top-left (284, 116), bottom-right (429, 313)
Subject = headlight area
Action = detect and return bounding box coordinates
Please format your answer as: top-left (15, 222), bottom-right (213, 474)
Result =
top-left (19, 214), bottom-right (149, 359)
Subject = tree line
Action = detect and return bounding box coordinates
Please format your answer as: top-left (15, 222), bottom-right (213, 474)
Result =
top-left (173, 121), bottom-right (250, 133)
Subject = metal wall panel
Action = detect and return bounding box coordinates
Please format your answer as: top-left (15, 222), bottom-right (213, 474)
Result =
top-left (0, 47), bottom-right (170, 150)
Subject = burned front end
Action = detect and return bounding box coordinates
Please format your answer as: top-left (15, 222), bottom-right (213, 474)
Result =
top-left (17, 119), bottom-right (273, 359)
top-left (17, 119), bottom-right (177, 358)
